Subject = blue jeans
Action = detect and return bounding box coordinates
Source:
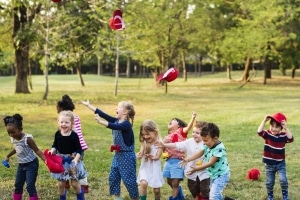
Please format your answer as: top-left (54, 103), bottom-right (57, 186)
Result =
top-left (209, 172), bottom-right (230, 200)
top-left (14, 158), bottom-right (39, 196)
top-left (265, 161), bottom-right (288, 192)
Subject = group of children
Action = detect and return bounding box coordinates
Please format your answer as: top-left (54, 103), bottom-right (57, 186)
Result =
top-left (2, 98), bottom-right (294, 200)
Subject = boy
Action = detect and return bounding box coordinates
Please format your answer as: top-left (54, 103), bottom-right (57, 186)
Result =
top-left (257, 113), bottom-right (293, 200)
top-left (180, 122), bottom-right (234, 200)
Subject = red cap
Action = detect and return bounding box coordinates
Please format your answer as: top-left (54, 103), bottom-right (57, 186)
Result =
top-left (246, 168), bottom-right (260, 180)
top-left (44, 149), bottom-right (64, 173)
top-left (157, 67), bottom-right (179, 82)
top-left (267, 112), bottom-right (286, 123)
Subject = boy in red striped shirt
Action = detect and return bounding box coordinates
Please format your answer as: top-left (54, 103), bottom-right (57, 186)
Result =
top-left (257, 113), bottom-right (293, 200)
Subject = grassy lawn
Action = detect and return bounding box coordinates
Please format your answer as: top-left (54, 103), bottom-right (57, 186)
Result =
top-left (0, 70), bottom-right (300, 200)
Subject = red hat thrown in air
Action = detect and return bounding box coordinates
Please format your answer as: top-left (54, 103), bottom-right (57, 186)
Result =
top-left (44, 149), bottom-right (64, 173)
top-left (157, 67), bottom-right (179, 82)
top-left (109, 9), bottom-right (125, 30)
top-left (246, 168), bottom-right (260, 180)
top-left (267, 112), bottom-right (286, 123)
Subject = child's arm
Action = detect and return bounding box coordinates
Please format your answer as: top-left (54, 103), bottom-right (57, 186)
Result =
top-left (72, 153), bottom-right (81, 166)
top-left (81, 100), bottom-right (97, 112)
top-left (149, 147), bottom-right (163, 160)
top-left (136, 144), bottom-right (144, 160)
top-left (180, 149), bottom-right (204, 166)
top-left (183, 111), bottom-right (197, 134)
top-left (187, 155), bottom-right (218, 174)
top-left (257, 115), bottom-right (269, 132)
top-left (27, 138), bottom-right (46, 162)
top-left (5, 149), bottom-right (16, 162)
top-left (281, 120), bottom-right (293, 139)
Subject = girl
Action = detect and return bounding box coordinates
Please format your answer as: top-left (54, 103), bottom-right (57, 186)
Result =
top-left (136, 119), bottom-right (164, 200)
top-left (162, 111), bottom-right (196, 200)
top-left (81, 100), bottom-right (139, 200)
top-left (3, 114), bottom-right (46, 200)
top-left (49, 110), bottom-right (86, 200)
top-left (56, 94), bottom-right (89, 193)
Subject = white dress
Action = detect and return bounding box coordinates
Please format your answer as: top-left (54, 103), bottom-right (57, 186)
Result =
top-left (136, 141), bottom-right (164, 188)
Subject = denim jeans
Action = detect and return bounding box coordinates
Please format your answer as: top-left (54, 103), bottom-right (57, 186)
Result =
top-left (14, 158), bottom-right (39, 196)
top-left (209, 172), bottom-right (230, 200)
top-left (265, 161), bottom-right (288, 192)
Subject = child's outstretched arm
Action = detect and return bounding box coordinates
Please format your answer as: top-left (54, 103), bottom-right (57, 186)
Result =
top-left (183, 111), bottom-right (197, 134)
top-left (187, 155), bottom-right (218, 175)
top-left (180, 149), bottom-right (203, 166)
top-left (257, 115), bottom-right (269, 133)
top-left (5, 149), bottom-right (16, 162)
top-left (136, 144), bottom-right (145, 159)
top-left (81, 100), bottom-right (97, 112)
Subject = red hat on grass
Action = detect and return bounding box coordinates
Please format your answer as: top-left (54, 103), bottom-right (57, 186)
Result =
top-left (267, 112), bottom-right (286, 123)
top-left (44, 149), bottom-right (64, 173)
top-left (157, 67), bottom-right (179, 82)
top-left (246, 168), bottom-right (260, 180)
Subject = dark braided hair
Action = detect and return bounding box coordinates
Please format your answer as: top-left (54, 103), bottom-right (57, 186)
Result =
top-left (57, 94), bottom-right (75, 112)
top-left (3, 113), bottom-right (23, 129)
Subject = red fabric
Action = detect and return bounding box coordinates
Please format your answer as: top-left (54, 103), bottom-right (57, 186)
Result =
top-left (44, 149), bottom-right (64, 173)
top-left (157, 67), bottom-right (179, 82)
top-left (51, 0), bottom-right (61, 2)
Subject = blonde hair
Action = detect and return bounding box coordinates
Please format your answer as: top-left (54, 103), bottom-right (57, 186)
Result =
top-left (58, 110), bottom-right (74, 123)
top-left (194, 120), bottom-right (207, 129)
top-left (120, 101), bottom-right (135, 125)
top-left (139, 119), bottom-right (160, 161)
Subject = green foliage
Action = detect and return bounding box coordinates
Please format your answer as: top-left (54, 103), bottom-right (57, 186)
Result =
top-left (0, 72), bottom-right (300, 199)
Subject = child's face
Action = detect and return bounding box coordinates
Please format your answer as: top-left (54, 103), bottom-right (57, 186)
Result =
top-left (58, 116), bottom-right (73, 134)
top-left (141, 129), bottom-right (156, 143)
top-left (201, 134), bottom-right (219, 148)
top-left (115, 103), bottom-right (127, 119)
top-left (270, 122), bottom-right (282, 135)
top-left (192, 127), bottom-right (202, 143)
top-left (168, 119), bottom-right (179, 131)
top-left (6, 124), bottom-right (22, 140)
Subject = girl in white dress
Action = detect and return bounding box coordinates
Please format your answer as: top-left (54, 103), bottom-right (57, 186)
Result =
top-left (136, 119), bottom-right (164, 200)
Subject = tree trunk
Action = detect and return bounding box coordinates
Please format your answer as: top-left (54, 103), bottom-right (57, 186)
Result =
top-left (14, 4), bottom-right (30, 93)
top-left (77, 63), bottom-right (85, 86)
top-left (181, 51), bottom-right (187, 82)
top-left (241, 56), bottom-right (250, 83)
top-left (291, 67), bottom-right (296, 79)
top-left (227, 64), bottom-right (232, 80)
top-left (126, 56), bottom-right (131, 78)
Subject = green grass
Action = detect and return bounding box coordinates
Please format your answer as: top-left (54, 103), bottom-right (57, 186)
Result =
top-left (0, 70), bottom-right (300, 200)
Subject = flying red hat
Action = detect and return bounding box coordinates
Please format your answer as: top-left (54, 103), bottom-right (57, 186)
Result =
top-left (267, 112), bottom-right (286, 123)
top-left (109, 9), bottom-right (125, 30)
top-left (44, 149), bottom-right (64, 173)
top-left (51, 0), bottom-right (61, 3)
top-left (246, 168), bottom-right (260, 180)
top-left (157, 67), bottom-right (179, 82)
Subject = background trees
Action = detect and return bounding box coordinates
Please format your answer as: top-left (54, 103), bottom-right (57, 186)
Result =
top-left (0, 0), bottom-right (299, 94)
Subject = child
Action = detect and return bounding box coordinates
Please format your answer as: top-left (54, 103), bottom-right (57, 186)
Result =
top-left (81, 100), bottom-right (139, 200)
top-left (49, 110), bottom-right (86, 200)
top-left (257, 113), bottom-right (293, 200)
top-left (56, 94), bottom-right (89, 193)
top-left (136, 119), bottom-right (164, 200)
top-left (180, 122), bottom-right (234, 200)
top-left (162, 111), bottom-right (197, 200)
top-left (158, 121), bottom-right (210, 200)
top-left (3, 113), bottom-right (46, 200)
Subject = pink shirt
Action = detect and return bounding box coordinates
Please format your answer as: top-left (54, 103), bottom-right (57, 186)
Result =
top-left (164, 127), bottom-right (187, 159)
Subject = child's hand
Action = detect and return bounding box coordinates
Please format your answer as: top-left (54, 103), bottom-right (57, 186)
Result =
top-left (94, 114), bottom-right (101, 123)
top-left (264, 115), bottom-right (271, 122)
top-left (49, 148), bottom-right (56, 155)
top-left (80, 100), bottom-right (90, 106)
top-left (281, 120), bottom-right (287, 130)
top-left (192, 111), bottom-right (197, 119)
top-left (136, 152), bottom-right (143, 159)
top-left (154, 141), bottom-right (164, 148)
top-left (179, 159), bottom-right (188, 167)
top-left (186, 166), bottom-right (196, 175)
